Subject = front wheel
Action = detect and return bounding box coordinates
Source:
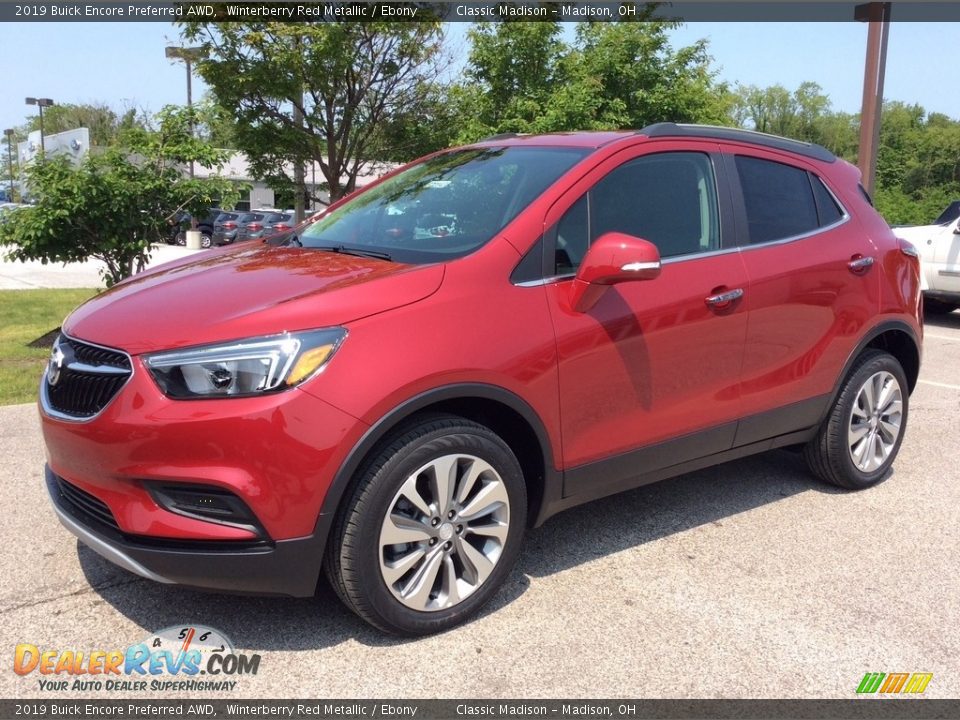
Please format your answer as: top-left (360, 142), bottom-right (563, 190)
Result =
top-left (804, 350), bottom-right (908, 489)
top-left (325, 415), bottom-right (527, 635)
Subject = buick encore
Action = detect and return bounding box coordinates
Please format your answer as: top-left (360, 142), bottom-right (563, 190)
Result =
top-left (40, 124), bottom-right (922, 635)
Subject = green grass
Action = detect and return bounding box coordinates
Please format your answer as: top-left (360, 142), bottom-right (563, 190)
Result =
top-left (0, 288), bottom-right (98, 405)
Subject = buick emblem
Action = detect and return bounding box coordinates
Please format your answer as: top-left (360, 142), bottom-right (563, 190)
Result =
top-left (47, 340), bottom-right (65, 387)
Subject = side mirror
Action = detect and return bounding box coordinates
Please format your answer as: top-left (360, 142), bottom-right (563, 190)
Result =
top-left (570, 232), bottom-right (661, 313)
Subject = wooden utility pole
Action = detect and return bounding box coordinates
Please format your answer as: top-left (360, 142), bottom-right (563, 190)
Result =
top-left (855, 2), bottom-right (891, 196)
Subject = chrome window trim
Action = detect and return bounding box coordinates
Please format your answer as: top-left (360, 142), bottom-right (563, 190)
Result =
top-left (738, 213), bottom-right (851, 254)
top-left (40, 333), bottom-right (135, 424)
top-left (514, 211), bottom-right (850, 288)
top-left (513, 161), bottom-right (851, 287)
top-left (514, 244), bottom-right (745, 287)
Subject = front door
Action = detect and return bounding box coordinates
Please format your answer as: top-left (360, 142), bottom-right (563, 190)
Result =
top-left (541, 142), bottom-right (750, 496)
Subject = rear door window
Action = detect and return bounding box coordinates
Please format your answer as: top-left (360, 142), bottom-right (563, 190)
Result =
top-left (734, 155), bottom-right (819, 244)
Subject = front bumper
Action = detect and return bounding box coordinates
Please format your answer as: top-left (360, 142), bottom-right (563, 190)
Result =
top-left (46, 466), bottom-right (325, 596)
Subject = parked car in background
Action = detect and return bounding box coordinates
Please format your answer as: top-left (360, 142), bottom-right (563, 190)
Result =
top-left (39, 124), bottom-right (922, 636)
top-left (211, 212), bottom-right (242, 245)
top-left (894, 200), bottom-right (960, 313)
top-left (261, 212), bottom-right (294, 239)
top-left (165, 208), bottom-right (222, 248)
top-left (263, 209), bottom-right (328, 246)
top-left (0, 202), bottom-right (26, 215)
top-left (232, 212), bottom-right (268, 242)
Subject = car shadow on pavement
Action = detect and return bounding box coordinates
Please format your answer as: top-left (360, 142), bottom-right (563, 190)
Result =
top-left (81, 448), bottom-right (836, 650)
top-left (519, 449), bottom-right (840, 580)
top-left (923, 310), bottom-right (960, 329)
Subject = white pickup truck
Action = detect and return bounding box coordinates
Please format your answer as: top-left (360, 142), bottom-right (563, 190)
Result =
top-left (895, 201), bottom-right (960, 313)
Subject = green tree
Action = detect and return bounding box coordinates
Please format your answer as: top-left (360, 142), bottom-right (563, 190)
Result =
top-left (1, 107), bottom-right (239, 287)
top-left (20, 102), bottom-right (144, 147)
top-left (873, 101), bottom-right (960, 225)
top-left (731, 82), bottom-right (832, 140)
top-left (181, 22), bottom-right (448, 203)
top-left (452, 19), bottom-right (728, 143)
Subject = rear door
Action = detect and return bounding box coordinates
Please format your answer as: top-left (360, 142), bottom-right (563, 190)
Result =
top-left (721, 147), bottom-right (881, 444)
top-left (540, 141), bottom-right (750, 493)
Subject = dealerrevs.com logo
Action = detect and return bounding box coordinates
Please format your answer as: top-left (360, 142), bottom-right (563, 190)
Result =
top-left (14, 625), bottom-right (260, 693)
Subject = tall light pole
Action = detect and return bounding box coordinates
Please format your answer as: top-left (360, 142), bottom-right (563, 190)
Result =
top-left (855, 2), bottom-right (891, 197)
top-left (3, 129), bottom-right (14, 201)
top-left (165, 46), bottom-right (204, 179)
top-left (25, 97), bottom-right (55, 160)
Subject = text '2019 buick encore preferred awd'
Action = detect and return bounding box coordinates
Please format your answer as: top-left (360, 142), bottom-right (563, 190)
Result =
top-left (40, 124), bottom-right (922, 635)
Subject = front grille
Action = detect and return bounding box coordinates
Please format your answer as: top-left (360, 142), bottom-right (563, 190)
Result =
top-left (44, 336), bottom-right (132, 419)
top-left (70, 341), bottom-right (130, 369)
top-left (56, 476), bottom-right (121, 532)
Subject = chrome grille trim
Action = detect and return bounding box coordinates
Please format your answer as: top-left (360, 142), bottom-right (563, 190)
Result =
top-left (40, 333), bottom-right (134, 422)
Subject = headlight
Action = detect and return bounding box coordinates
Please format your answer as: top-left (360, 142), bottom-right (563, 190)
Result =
top-left (145, 328), bottom-right (346, 399)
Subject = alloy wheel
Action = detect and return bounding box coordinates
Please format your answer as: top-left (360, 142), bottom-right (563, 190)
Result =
top-left (378, 453), bottom-right (510, 612)
top-left (848, 370), bottom-right (903, 472)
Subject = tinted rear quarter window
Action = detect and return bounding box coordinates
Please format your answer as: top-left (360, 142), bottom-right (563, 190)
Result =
top-left (810, 175), bottom-right (843, 226)
top-left (735, 155), bottom-right (818, 244)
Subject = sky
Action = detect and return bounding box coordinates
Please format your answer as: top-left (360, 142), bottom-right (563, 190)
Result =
top-left (1, 20), bottom-right (958, 137)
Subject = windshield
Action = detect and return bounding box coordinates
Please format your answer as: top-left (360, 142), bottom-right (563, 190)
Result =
top-left (299, 146), bottom-right (589, 263)
top-left (934, 201), bottom-right (960, 226)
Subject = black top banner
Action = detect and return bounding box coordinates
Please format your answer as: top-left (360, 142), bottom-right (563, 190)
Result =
top-left (5, 1), bottom-right (960, 23)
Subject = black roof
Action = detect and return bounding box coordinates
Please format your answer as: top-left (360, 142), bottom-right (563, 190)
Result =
top-left (640, 122), bottom-right (836, 163)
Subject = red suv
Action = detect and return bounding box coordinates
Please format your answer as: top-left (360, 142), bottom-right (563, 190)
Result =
top-left (40, 124), bottom-right (922, 635)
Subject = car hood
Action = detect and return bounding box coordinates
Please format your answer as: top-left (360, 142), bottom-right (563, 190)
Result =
top-left (63, 244), bottom-right (444, 355)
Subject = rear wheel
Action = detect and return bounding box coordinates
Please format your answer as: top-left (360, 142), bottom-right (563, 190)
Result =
top-left (804, 350), bottom-right (908, 489)
top-left (325, 415), bottom-right (526, 636)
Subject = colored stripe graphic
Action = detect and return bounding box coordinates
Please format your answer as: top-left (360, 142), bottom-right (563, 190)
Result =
top-left (857, 672), bottom-right (932, 694)
top-left (880, 673), bottom-right (909, 693)
top-left (857, 673), bottom-right (885, 694)
top-left (903, 673), bottom-right (933, 694)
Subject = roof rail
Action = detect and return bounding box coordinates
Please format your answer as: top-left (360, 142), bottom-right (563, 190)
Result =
top-left (639, 122), bottom-right (836, 163)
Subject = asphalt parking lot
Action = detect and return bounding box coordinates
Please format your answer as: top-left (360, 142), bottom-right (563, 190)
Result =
top-left (1, 313), bottom-right (958, 700)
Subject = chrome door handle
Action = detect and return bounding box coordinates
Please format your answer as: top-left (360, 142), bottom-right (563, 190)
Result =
top-left (848, 256), bottom-right (875, 273)
top-left (705, 288), bottom-right (744, 307)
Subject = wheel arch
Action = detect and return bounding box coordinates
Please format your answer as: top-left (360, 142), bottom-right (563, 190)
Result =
top-left (833, 320), bottom-right (921, 403)
top-left (861, 322), bottom-right (921, 393)
top-left (312, 384), bottom-right (559, 563)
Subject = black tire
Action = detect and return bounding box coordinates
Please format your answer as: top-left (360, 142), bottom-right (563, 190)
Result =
top-left (324, 415), bottom-right (527, 636)
top-left (804, 350), bottom-right (909, 489)
top-left (175, 231), bottom-right (186, 246)
top-left (200, 233), bottom-right (212, 249)
top-left (924, 298), bottom-right (958, 315)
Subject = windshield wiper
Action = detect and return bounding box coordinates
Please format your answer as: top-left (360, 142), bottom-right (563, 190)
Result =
top-left (312, 244), bottom-right (392, 261)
